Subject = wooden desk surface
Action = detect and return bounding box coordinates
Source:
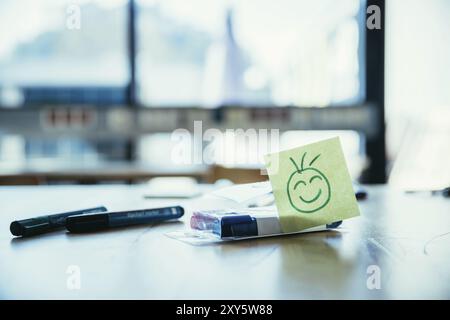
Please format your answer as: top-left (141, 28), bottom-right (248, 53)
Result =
top-left (0, 185), bottom-right (449, 299)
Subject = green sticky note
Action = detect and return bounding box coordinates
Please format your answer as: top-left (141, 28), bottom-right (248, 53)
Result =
top-left (265, 137), bottom-right (359, 232)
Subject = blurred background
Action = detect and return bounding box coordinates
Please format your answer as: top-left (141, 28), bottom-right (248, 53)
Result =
top-left (0, 0), bottom-right (448, 189)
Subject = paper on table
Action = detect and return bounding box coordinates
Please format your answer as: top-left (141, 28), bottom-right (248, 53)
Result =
top-left (264, 137), bottom-right (360, 232)
top-left (210, 181), bottom-right (272, 203)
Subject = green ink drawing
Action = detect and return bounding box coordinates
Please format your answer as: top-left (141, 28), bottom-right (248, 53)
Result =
top-left (286, 152), bottom-right (331, 213)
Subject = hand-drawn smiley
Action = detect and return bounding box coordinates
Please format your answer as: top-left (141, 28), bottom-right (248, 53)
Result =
top-left (286, 152), bottom-right (331, 213)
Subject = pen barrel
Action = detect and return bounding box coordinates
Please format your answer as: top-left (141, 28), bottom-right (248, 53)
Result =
top-left (10, 217), bottom-right (52, 237)
top-left (108, 207), bottom-right (184, 227)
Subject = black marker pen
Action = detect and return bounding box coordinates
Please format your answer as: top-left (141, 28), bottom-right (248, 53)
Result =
top-left (10, 206), bottom-right (108, 237)
top-left (66, 206), bottom-right (184, 233)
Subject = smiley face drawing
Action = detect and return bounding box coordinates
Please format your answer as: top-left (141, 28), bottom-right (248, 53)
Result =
top-left (286, 152), bottom-right (331, 213)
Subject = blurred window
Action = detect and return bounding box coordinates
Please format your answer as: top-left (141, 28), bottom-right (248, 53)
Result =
top-left (136, 0), bottom-right (364, 107)
top-left (0, 0), bottom-right (129, 105)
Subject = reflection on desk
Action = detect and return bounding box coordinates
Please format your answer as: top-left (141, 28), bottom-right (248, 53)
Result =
top-left (0, 185), bottom-right (449, 299)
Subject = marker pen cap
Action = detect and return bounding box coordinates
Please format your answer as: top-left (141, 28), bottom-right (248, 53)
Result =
top-left (213, 215), bottom-right (258, 238)
top-left (10, 217), bottom-right (52, 237)
top-left (66, 213), bottom-right (109, 233)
